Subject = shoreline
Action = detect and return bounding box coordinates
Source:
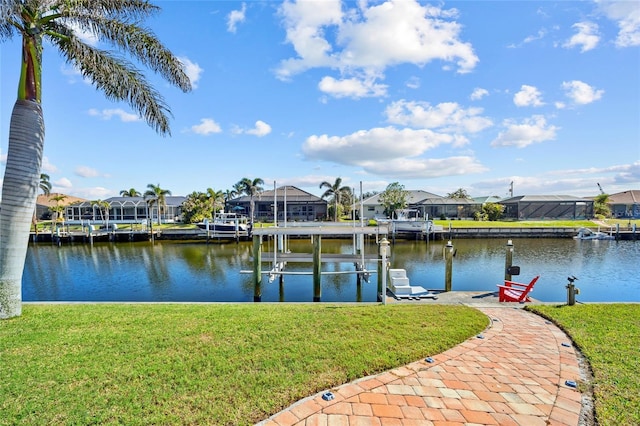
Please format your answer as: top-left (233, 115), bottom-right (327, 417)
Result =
top-left (29, 225), bottom-right (638, 242)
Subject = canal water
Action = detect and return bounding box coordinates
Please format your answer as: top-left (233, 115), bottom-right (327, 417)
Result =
top-left (24, 238), bottom-right (639, 303)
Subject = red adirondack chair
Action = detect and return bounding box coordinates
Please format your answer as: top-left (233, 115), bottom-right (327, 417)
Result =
top-left (497, 275), bottom-right (540, 302)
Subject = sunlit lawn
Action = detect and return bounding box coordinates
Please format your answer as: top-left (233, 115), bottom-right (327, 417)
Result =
top-left (3, 303), bottom-right (638, 425)
top-left (0, 304), bottom-right (487, 425)
top-left (528, 304), bottom-right (640, 426)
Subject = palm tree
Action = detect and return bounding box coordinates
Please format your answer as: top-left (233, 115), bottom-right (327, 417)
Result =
top-left (206, 188), bottom-right (225, 214)
top-left (48, 194), bottom-right (67, 225)
top-left (594, 193), bottom-right (611, 218)
top-left (144, 183), bottom-right (171, 225)
top-left (238, 178), bottom-right (264, 223)
top-left (92, 200), bottom-right (111, 228)
top-left (0, 1), bottom-right (191, 318)
top-left (224, 188), bottom-right (238, 204)
top-left (120, 188), bottom-right (141, 197)
top-left (39, 173), bottom-right (52, 196)
top-left (320, 177), bottom-right (350, 222)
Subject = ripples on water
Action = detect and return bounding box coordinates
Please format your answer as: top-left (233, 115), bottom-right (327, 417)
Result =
top-left (24, 238), bottom-right (639, 303)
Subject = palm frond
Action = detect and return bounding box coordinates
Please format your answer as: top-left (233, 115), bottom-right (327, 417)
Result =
top-left (57, 0), bottom-right (159, 21)
top-left (60, 14), bottom-right (191, 91)
top-left (0, 0), bottom-right (22, 39)
top-left (50, 29), bottom-right (173, 135)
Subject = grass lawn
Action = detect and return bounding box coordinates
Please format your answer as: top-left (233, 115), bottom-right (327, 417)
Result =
top-left (0, 304), bottom-right (487, 425)
top-left (432, 219), bottom-right (600, 228)
top-left (527, 304), bottom-right (640, 426)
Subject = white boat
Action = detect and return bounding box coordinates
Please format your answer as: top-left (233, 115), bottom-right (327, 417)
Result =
top-left (197, 212), bottom-right (249, 234)
top-left (574, 227), bottom-right (614, 240)
top-left (378, 209), bottom-right (434, 233)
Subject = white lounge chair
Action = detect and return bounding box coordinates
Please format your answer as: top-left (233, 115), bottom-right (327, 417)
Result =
top-left (388, 269), bottom-right (437, 300)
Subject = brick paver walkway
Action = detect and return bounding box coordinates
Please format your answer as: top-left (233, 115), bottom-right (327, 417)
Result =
top-left (258, 307), bottom-right (585, 426)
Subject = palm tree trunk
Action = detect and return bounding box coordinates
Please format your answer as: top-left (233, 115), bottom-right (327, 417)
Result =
top-left (0, 100), bottom-right (45, 319)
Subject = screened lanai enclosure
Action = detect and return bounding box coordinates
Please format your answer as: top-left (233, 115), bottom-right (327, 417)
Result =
top-left (64, 196), bottom-right (186, 224)
top-left (500, 195), bottom-right (594, 220)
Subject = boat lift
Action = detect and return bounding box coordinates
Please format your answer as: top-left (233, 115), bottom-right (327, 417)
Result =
top-left (241, 224), bottom-right (389, 302)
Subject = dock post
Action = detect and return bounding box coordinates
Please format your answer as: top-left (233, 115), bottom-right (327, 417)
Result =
top-left (505, 239), bottom-right (514, 281)
top-left (252, 234), bottom-right (262, 302)
top-left (313, 235), bottom-right (321, 302)
top-left (379, 238), bottom-right (390, 305)
top-left (377, 255), bottom-right (382, 302)
top-left (444, 240), bottom-right (454, 292)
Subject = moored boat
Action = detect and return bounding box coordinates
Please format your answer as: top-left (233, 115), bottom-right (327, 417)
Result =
top-left (377, 209), bottom-right (435, 233)
top-left (197, 212), bottom-right (249, 234)
top-left (574, 227), bottom-right (614, 240)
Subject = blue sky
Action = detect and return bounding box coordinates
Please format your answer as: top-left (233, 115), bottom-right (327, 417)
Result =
top-left (1, 0), bottom-right (639, 201)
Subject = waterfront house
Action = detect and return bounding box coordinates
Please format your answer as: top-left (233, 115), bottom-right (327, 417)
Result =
top-left (360, 190), bottom-right (441, 219)
top-left (35, 193), bottom-right (86, 221)
top-left (64, 196), bottom-right (186, 225)
top-left (227, 186), bottom-right (327, 222)
top-left (416, 196), bottom-right (483, 219)
top-left (608, 190), bottom-right (640, 218)
top-left (499, 195), bottom-right (594, 220)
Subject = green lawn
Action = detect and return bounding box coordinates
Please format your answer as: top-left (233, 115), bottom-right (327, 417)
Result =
top-left (0, 304), bottom-right (487, 425)
top-left (4, 303), bottom-right (637, 425)
top-left (527, 304), bottom-right (640, 426)
top-left (433, 219), bottom-right (600, 228)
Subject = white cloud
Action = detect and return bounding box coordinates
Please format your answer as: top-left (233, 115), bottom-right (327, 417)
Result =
top-left (303, 126), bottom-right (455, 165)
top-left (491, 115), bottom-right (558, 148)
top-left (385, 100), bottom-right (493, 134)
top-left (302, 125), bottom-right (488, 179)
top-left (405, 77), bottom-right (420, 89)
top-left (523, 29), bottom-right (547, 44)
top-left (470, 88), bottom-right (489, 101)
top-left (563, 21), bottom-right (600, 52)
top-left (178, 56), bottom-right (203, 89)
top-left (68, 22), bottom-right (99, 46)
top-left (59, 64), bottom-right (90, 85)
top-left (190, 118), bottom-right (222, 135)
top-left (362, 156), bottom-right (488, 179)
top-left (513, 85), bottom-right (544, 107)
top-left (318, 76), bottom-right (387, 98)
top-left (53, 177), bottom-right (73, 189)
top-left (473, 161), bottom-right (640, 197)
top-left (612, 161), bottom-right (640, 184)
top-left (88, 108), bottom-right (141, 122)
top-left (246, 120), bottom-right (272, 137)
top-left (232, 120), bottom-right (272, 137)
top-left (64, 186), bottom-right (114, 200)
top-left (227, 3), bottom-right (247, 33)
top-left (561, 80), bottom-right (604, 105)
top-left (75, 166), bottom-right (100, 178)
top-left (41, 156), bottom-right (58, 174)
top-left (277, 0), bottom-right (478, 92)
top-left (596, 0), bottom-right (640, 47)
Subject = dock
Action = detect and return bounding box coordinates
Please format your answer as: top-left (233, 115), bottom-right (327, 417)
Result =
top-left (31, 229), bottom-right (158, 244)
top-left (245, 225), bottom-right (390, 302)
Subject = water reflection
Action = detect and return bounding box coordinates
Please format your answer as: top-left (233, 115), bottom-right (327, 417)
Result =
top-left (23, 238), bottom-right (639, 303)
